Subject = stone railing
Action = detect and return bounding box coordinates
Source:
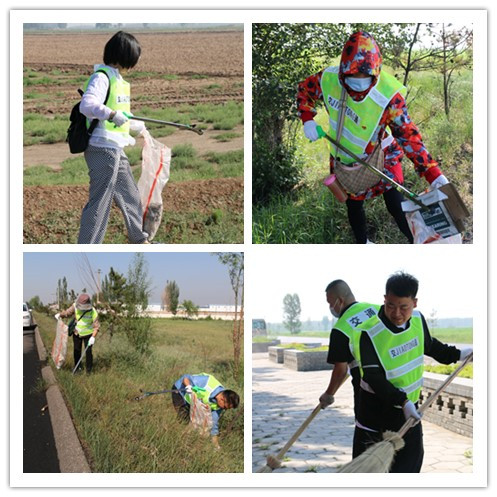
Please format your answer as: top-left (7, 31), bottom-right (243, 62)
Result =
top-left (268, 344), bottom-right (322, 364)
top-left (419, 372), bottom-right (473, 438)
top-left (283, 349), bottom-right (332, 372)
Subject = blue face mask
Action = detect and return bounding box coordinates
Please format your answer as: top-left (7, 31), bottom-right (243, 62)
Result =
top-left (345, 76), bottom-right (373, 92)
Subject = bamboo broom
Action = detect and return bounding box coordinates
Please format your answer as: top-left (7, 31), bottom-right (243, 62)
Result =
top-left (337, 352), bottom-right (473, 473)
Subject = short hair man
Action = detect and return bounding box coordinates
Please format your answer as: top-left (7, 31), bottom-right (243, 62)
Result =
top-left (351, 271), bottom-right (472, 472)
top-left (320, 280), bottom-right (379, 414)
top-left (171, 373), bottom-right (240, 449)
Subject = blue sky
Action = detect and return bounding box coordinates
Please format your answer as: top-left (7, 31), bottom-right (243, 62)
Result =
top-left (23, 252), bottom-right (240, 306)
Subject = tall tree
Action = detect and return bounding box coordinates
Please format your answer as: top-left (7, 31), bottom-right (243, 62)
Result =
top-left (283, 293), bottom-right (302, 334)
top-left (163, 280), bottom-right (180, 314)
top-left (182, 300), bottom-right (199, 320)
top-left (215, 252), bottom-right (244, 379)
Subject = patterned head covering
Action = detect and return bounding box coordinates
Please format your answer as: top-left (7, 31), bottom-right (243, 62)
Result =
top-left (76, 293), bottom-right (92, 311)
top-left (339, 31), bottom-right (383, 92)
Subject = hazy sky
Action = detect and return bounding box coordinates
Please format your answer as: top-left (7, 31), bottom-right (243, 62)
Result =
top-left (249, 245), bottom-right (480, 322)
top-left (23, 252), bottom-right (240, 306)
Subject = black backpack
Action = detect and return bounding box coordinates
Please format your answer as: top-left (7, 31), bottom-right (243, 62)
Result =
top-left (66, 69), bottom-right (110, 154)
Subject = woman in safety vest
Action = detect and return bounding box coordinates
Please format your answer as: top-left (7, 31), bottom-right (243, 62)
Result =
top-left (172, 373), bottom-right (240, 449)
top-left (78, 31), bottom-right (150, 244)
top-left (350, 272), bottom-right (472, 472)
top-left (297, 31), bottom-right (449, 244)
top-left (55, 293), bottom-right (100, 373)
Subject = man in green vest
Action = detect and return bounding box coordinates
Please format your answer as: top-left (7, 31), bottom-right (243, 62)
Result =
top-left (55, 293), bottom-right (100, 373)
top-left (319, 280), bottom-right (379, 417)
top-left (297, 31), bottom-right (449, 244)
top-left (350, 271), bottom-right (472, 472)
top-left (172, 373), bottom-right (240, 449)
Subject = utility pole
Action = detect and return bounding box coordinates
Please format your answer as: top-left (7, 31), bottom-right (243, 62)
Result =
top-left (97, 269), bottom-right (101, 303)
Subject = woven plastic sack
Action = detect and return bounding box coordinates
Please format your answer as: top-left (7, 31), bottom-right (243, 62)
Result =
top-left (334, 145), bottom-right (384, 195)
top-left (137, 129), bottom-right (171, 240)
top-left (189, 392), bottom-right (213, 436)
top-left (405, 211), bottom-right (463, 244)
top-left (51, 320), bottom-right (68, 369)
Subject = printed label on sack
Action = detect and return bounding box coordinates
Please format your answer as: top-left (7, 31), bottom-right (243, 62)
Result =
top-left (389, 337), bottom-right (419, 359)
top-left (346, 306), bottom-right (378, 328)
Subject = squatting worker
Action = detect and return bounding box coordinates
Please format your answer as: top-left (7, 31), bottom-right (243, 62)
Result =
top-left (78, 31), bottom-right (151, 244)
top-left (319, 280), bottom-right (379, 417)
top-left (55, 293), bottom-right (100, 373)
top-left (350, 272), bottom-right (473, 472)
top-left (171, 373), bottom-right (240, 449)
top-left (297, 31), bottom-right (449, 244)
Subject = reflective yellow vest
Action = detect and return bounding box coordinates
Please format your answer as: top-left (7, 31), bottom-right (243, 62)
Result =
top-left (84, 66), bottom-right (131, 141)
top-left (320, 67), bottom-right (406, 164)
top-left (353, 311), bottom-right (424, 403)
top-left (184, 373), bottom-right (223, 411)
top-left (335, 302), bottom-right (380, 369)
top-left (74, 307), bottom-right (98, 337)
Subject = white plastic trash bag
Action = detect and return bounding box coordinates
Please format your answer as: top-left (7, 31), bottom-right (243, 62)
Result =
top-left (190, 392), bottom-right (213, 436)
top-left (52, 319), bottom-right (68, 369)
top-left (137, 129), bottom-right (171, 240)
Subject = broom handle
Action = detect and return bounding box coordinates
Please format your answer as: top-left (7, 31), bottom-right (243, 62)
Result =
top-left (397, 352), bottom-right (473, 438)
top-left (274, 404), bottom-right (322, 460)
top-left (318, 129), bottom-right (428, 211)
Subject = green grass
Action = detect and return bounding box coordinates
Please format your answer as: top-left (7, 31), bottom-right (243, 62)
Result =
top-left (213, 132), bottom-right (242, 142)
top-left (253, 68), bottom-right (473, 244)
top-left (424, 363), bottom-right (473, 379)
top-left (34, 312), bottom-right (244, 473)
top-left (430, 327), bottom-right (473, 344)
top-left (23, 113), bottom-right (69, 146)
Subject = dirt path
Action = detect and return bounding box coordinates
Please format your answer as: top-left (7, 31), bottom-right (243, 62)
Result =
top-left (23, 126), bottom-right (244, 169)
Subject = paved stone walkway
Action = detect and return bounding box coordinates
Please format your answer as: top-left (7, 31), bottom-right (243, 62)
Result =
top-left (252, 352), bottom-right (473, 473)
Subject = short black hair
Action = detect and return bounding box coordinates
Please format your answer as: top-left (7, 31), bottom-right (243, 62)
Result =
top-left (222, 390), bottom-right (240, 409)
top-left (385, 271), bottom-right (419, 298)
top-left (103, 31), bottom-right (141, 69)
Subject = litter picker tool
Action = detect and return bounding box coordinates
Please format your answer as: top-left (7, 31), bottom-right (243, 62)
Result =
top-left (134, 385), bottom-right (206, 402)
top-left (337, 352), bottom-right (473, 473)
top-left (315, 126), bottom-right (428, 211)
top-left (257, 404), bottom-right (322, 473)
top-left (72, 341), bottom-right (92, 375)
top-left (124, 112), bottom-right (203, 135)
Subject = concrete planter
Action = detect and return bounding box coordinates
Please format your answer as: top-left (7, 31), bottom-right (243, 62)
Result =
top-left (420, 372), bottom-right (473, 438)
top-left (269, 343), bottom-right (322, 363)
top-left (283, 349), bottom-right (332, 372)
top-left (252, 340), bottom-right (280, 353)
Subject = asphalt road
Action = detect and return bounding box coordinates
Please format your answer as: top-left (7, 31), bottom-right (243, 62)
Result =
top-left (23, 327), bottom-right (60, 473)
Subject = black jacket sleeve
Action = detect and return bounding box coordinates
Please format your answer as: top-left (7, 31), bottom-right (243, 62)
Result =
top-left (327, 328), bottom-right (355, 364)
top-left (421, 313), bottom-right (462, 364)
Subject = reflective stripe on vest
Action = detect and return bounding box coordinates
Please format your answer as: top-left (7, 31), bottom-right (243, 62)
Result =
top-left (358, 311), bottom-right (424, 403)
top-left (74, 307), bottom-right (98, 337)
top-left (321, 67), bottom-right (406, 164)
top-left (84, 66), bottom-right (131, 141)
top-left (185, 373), bottom-right (223, 411)
top-left (335, 302), bottom-right (380, 367)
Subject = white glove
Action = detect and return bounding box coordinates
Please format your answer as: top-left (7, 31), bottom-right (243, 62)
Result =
top-left (402, 400), bottom-right (422, 423)
top-left (110, 110), bottom-right (129, 127)
top-left (185, 385), bottom-right (193, 394)
top-left (459, 347), bottom-right (473, 361)
top-left (303, 120), bottom-right (319, 142)
top-left (88, 336), bottom-right (95, 347)
top-left (54, 313), bottom-right (60, 320)
top-left (131, 119), bottom-right (146, 136)
top-left (430, 174), bottom-right (449, 190)
top-left (319, 392), bottom-right (335, 409)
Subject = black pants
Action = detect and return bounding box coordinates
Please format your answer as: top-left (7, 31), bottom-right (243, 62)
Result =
top-left (346, 188), bottom-right (414, 244)
top-left (352, 422), bottom-right (424, 473)
top-left (171, 386), bottom-right (190, 422)
top-left (72, 334), bottom-right (93, 372)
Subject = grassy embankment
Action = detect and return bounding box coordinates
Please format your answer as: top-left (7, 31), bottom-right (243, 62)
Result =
top-left (23, 67), bottom-right (244, 243)
top-left (35, 311), bottom-right (244, 473)
top-left (253, 67), bottom-right (473, 244)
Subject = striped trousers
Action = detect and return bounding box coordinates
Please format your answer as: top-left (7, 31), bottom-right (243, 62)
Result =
top-left (78, 146), bottom-right (148, 244)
